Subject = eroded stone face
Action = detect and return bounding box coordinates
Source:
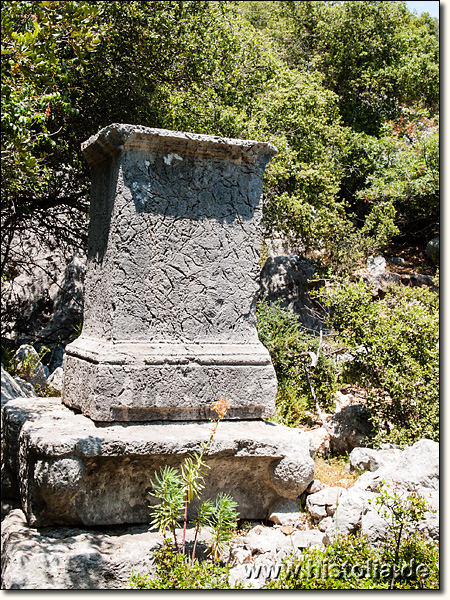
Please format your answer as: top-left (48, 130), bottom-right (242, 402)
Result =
top-left (62, 125), bottom-right (278, 421)
top-left (3, 398), bottom-right (315, 527)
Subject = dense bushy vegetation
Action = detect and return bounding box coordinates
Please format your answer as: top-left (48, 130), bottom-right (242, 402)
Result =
top-left (1, 1), bottom-right (439, 282)
top-left (266, 531), bottom-right (439, 589)
top-left (323, 279), bottom-right (439, 446)
top-left (256, 298), bottom-right (338, 426)
top-left (1, 0), bottom-right (439, 442)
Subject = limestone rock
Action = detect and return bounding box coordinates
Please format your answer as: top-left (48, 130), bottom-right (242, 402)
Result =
top-left (1, 231), bottom-right (85, 345)
top-left (317, 516), bottom-right (333, 533)
top-left (330, 440), bottom-right (439, 543)
top-left (364, 271), bottom-right (402, 298)
top-left (243, 526), bottom-right (286, 554)
top-left (259, 255), bottom-right (327, 332)
top-left (425, 237), bottom-right (439, 262)
top-left (306, 479), bottom-right (324, 494)
top-left (1, 509), bottom-right (178, 590)
top-left (354, 439), bottom-right (439, 494)
top-left (46, 367), bottom-right (64, 393)
top-left (1, 367), bottom-right (28, 408)
top-left (332, 488), bottom-right (373, 536)
top-left (292, 529), bottom-right (330, 548)
top-left (229, 547), bottom-right (252, 566)
top-left (14, 345), bottom-right (49, 390)
top-left (12, 377), bottom-right (37, 398)
top-left (267, 498), bottom-right (301, 526)
top-left (306, 487), bottom-right (346, 522)
top-left (348, 446), bottom-right (402, 473)
top-left (361, 270), bottom-right (436, 300)
top-left (326, 404), bottom-right (373, 454)
top-left (303, 427), bottom-right (330, 456)
top-left (367, 255), bottom-right (386, 276)
top-left (2, 397), bottom-right (315, 526)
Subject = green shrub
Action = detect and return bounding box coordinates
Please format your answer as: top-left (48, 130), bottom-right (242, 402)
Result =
top-left (322, 280), bottom-right (439, 446)
top-left (266, 530), bottom-right (438, 590)
top-left (371, 483), bottom-right (436, 589)
top-left (127, 541), bottom-right (238, 589)
top-left (256, 298), bottom-right (338, 426)
top-left (149, 399), bottom-right (239, 561)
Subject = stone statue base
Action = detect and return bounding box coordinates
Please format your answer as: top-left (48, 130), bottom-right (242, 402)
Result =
top-left (2, 398), bottom-right (314, 527)
top-left (62, 125), bottom-right (278, 422)
top-left (63, 339), bottom-right (277, 421)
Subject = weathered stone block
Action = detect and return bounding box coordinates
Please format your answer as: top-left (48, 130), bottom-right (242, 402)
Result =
top-left (3, 398), bottom-right (315, 527)
top-left (62, 125), bottom-right (278, 421)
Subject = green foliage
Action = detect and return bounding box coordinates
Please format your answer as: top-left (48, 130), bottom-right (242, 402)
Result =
top-left (150, 466), bottom-right (185, 544)
top-left (273, 0), bottom-right (439, 135)
top-left (267, 529), bottom-right (438, 589)
top-left (1, 0), bottom-right (439, 298)
top-left (268, 485), bottom-right (438, 590)
top-left (256, 298), bottom-right (337, 426)
top-left (207, 494), bottom-right (239, 563)
top-left (127, 541), bottom-right (237, 589)
top-left (357, 105), bottom-right (439, 240)
top-left (1, 1), bottom-right (103, 187)
top-left (238, 0), bottom-right (439, 256)
top-left (322, 280), bottom-right (439, 446)
top-left (372, 482), bottom-right (433, 588)
top-left (149, 399), bottom-right (238, 562)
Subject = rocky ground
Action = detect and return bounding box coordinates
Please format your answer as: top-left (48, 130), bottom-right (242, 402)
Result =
top-left (1, 437), bottom-right (438, 589)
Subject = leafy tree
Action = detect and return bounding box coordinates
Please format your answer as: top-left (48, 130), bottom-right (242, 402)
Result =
top-left (1, 2), bottom-right (102, 298)
top-left (356, 105), bottom-right (439, 242)
top-left (273, 1), bottom-right (439, 135)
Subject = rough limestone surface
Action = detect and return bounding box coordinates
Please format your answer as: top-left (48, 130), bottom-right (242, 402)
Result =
top-left (1, 509), bottom-right (212, 590)
top-left (306, 487), bottom-right (347, 522)
top-left (62, 124), bottom-right (278, 422)
top-left (259, 255), bottom-right (327, 332)
top-left (328, 440), bottom-right (439, 542)
top-left (2, 397), bottom-right (315, 527)
top-left (326, 404), bottom-right (373, 454)
top-left (425, 236), bottom-right (439, 262)
top-left (1, 366), bottom-right (27, 409)
top-left (366, 255), bottom-right (386, 276)
top-left (348, 445), bottom-right (402, 473)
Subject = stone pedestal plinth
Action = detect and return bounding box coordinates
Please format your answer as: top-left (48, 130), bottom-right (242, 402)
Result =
top-left (62, 125), bottom-right (278, 421)
top-left (2, 398), bottom-right (315, 527)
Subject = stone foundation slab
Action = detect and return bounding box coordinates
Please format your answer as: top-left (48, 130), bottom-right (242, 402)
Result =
top-left (2, 398), bottom-right (314, 527)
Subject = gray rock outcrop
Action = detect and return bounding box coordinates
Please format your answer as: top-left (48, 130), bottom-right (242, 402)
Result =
top-left (259, 255), bottom-right (327, 332)
top-left (1, 367), bottom-right (30, 409)
top-left (1, 235), bottom-right (85, 344)
top-left (1, 509), bottom-right (162, 589)
top-left (425, 237), bottom-right (439, 262)
top-left (326, 404), bottom-right (373, 454)
top-left (328, 440), bottom-right (439, 542)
